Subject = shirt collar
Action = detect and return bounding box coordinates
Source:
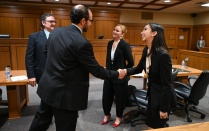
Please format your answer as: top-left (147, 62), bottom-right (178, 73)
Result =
top-left (44, 29), bottom-right (50, 39)
top-left (72, 23), bottom-right (82, 33)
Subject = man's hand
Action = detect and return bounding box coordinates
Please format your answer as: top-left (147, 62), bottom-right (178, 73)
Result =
top-left (28, 78), bottom-right (37, 87)
top-left (160, 111), bottom-right (168, 119)
top-left (117, 69), bottom-right (126, 79)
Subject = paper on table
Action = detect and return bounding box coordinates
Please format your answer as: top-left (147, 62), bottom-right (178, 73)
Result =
top-left (11, 75), bottom-right (28, 81)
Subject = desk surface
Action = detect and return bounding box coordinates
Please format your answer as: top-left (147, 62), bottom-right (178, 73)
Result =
top-left (132, 65), bottom-right (203, 78)
top-left (0, 70), bottom-right (28, 86)
top-left (172, 65), bottom-right (202, 76)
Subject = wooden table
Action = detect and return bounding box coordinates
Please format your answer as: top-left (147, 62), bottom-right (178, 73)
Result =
top-left (0, 70), bottom-right (29, 119)
top-left (149, 121), bottom-right (209, 131)
top-left (132, 65), bottom-right (203, 90)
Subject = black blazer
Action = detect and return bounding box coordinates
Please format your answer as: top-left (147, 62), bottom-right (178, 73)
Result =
top-left (37, 24), bottom-right (119, 111)
top-left (25, 30), bottom-right (47, 83)
top-left (106, 39), bottom-right (134, 83)
top-left (126, 47), bottom-right (172, 112)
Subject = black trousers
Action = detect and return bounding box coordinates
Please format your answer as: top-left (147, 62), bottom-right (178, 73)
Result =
top-left (102, 80), bottom-right (127, 118)
top-left (29, 100), bottom-right (78, 131)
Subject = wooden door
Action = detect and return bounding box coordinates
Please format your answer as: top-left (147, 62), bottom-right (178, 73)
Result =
top-left (177, 28), bottom-right (190, 50)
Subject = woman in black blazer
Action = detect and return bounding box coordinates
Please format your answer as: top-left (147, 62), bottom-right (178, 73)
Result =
top-left (124, 23), bottom-right (172, 129)
top-left (101, 24), bottom-right (134, 127)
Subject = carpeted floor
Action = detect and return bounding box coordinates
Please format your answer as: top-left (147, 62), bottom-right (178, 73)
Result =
top-left (0, 76), bottom-right (209, 131)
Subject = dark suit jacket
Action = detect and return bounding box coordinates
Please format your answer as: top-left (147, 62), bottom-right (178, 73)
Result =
top-left (126, 47), bottom-right (172, 112)
top-left (37, 24), bottom-right (119, 111)
top-left (25, 30), bottom-right (47, 83)
top-left (106, 39), bottom-right (134, 83)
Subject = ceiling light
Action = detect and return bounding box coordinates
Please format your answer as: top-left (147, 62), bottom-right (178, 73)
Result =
top-left (201, 3), bottom-right (209, 7)
top-left (55, 0), bottom-right (59, 1)
top-left (107, 2), bottom-right (111, 5)
top-left (164, 0), bottom-right (171, 2)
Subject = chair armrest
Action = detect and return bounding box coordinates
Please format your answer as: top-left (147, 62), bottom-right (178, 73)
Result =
top-left (134, 89), bottom-right (147, 93)
top-left (173, 81), bottom-right (191, 90)
top-left (173, 81), bottom-right (191, 100)
top-left (188, 76), bottom-right (198, 86)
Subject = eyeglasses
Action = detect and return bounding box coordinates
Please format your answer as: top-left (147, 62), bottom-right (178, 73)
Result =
top-left (88, 19), bottom-right (94, 23)
top-left (46, 20), bottom-right (56, 23)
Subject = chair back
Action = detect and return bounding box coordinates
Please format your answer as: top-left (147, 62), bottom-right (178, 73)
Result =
top-left (189, 70), bottom-right (209, 105)
top-left (170, 68), bottom-right (178, 108)
top-left (172, 68), bottom-right (178, 82)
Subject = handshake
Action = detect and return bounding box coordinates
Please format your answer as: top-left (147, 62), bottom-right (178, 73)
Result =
top-left (117, 69), bottom-right (127, 79)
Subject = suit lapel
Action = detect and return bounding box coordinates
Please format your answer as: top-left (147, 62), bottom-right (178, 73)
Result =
top-left (39, 30), bottom-right (47, 43)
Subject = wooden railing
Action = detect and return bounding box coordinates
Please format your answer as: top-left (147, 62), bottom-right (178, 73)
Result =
top-left (177, 49), bottom-right (209, 70)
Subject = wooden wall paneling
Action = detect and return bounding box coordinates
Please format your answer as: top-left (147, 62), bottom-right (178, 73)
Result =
top-left (168, 48), bottom-right (175, 59)
top-left (167, 28), bottom-right (176, 47)
top-left (0, 44), bottom-right (11, 70)
top-left (134, 26), bottom-right (144, 45)
top-left (90, 39), bottom-right (111, 67)
top-left (131, 46), bottom-right (144, 66)
top-left (83, 22), bottom-right (95, 40)
top-left (125, 27), bottom-right (135, 45)
top-left (10, 39), bottom-right (28, 70)
top-left (22, 17), bottom-right (36, 38)
top-left (0, 17), bottom-right (22, 38)
top-left (186, 54), bottom-right (197, 68)
top-left (36, 18), bottom-right (41, 32)
top-left (124, 26), bottom-right (143, 46)
top-left (197, 54), bottom-right (209, 70)
top-left (203, 27), bottom-right (209, 47)
top-left (60, 19), bottom-right (71, 27)
top-left (166, 27), bottom-right (177, 59)
top-left (94, 21), bottom-right (117, 39)
top-left (177, 50), bottom-right (189, 65)
top-left (16, 46), bottom-right (27, 70)
top-left (93, 47), bottom-right (107, 67)
top-left (92, 10), bottom-right (120, 40)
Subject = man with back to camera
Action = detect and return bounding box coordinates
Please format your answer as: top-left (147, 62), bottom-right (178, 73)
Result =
top-left (29, 4), bottom-right (126, 131)
top-left (25, 13), bottom-right (56, 87)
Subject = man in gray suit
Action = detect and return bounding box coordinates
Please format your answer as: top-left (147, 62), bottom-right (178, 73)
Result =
top-left (29, 5), bottom-right (125, 131)
top-left (25, 13), bottom-right (56, 87)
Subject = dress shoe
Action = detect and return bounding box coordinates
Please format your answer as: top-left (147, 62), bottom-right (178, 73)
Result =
top-left (101, 115), bottom-right (111, 125)
top-left (113, 122), bottom-right (120, 128)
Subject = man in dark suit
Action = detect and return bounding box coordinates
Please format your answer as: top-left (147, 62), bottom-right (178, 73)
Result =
top-left (29, 5), bottom-right (125, 131)
top-left (25, 13), bottom-right (56, 87)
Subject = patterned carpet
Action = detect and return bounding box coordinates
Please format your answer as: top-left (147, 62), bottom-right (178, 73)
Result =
top-left (0, 76), bottom-right (209, 131)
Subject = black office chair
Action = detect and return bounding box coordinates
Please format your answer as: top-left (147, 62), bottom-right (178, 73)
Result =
top-left (129, 68), bottom-right (178, 127)
top-left (173, 70), bottom-right (209, 122)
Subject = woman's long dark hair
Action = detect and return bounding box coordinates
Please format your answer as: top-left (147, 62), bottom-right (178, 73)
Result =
top-left (148, 23), bottom-right (169, 56)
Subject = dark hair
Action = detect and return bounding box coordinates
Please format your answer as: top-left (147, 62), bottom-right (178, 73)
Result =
top-left (70, 5), bottom-right (89, 24)
top-left (40, 13), bottom-right (54, 29)
top-left (148, 23), bottom-right (168, 56)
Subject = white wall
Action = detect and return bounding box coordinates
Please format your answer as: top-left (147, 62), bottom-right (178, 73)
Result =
top-left (119, 10), bottom-right (196, 25)
top-left (194, 12), bottom-right (209, 25)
